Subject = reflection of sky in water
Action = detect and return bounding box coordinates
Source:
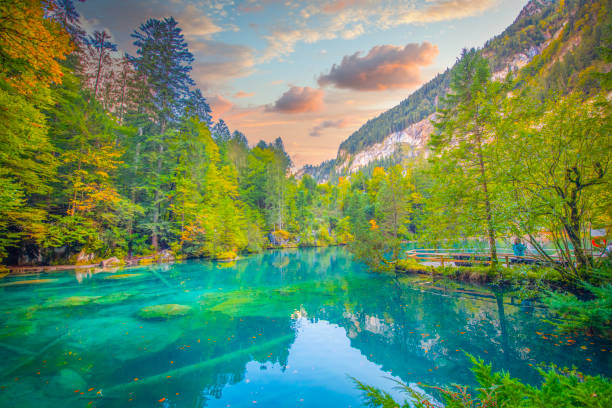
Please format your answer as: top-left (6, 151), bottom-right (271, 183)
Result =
top-left (208, 318), bottom-right (411, 408)
top-left (0, 247), bottom-right (609, 408)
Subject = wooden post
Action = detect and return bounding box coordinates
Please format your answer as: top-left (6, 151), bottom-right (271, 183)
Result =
top-left (505, 256), bottom-right (509, 268)
top-left (440, 255), bottom-right (445, 267)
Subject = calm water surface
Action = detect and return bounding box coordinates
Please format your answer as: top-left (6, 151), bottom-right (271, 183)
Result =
top-left (0, 247), bottom-right (610, 407)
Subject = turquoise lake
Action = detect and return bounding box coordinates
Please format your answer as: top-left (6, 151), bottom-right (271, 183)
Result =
top-left (0, 247), bottom-right (610, 407)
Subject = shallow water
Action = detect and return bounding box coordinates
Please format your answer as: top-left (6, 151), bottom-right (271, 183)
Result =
top-left (0, 247), bottom-right (609, 407)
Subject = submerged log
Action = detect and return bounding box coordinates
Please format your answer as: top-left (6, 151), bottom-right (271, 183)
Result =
top-left (95, 334), bottom-right (294, 397)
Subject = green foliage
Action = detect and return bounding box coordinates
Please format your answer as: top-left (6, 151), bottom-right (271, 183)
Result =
top-left (543, 282), bottom-right (612, 336)
top-left (355, 355), bottom-right (612, 408)
top-left (352, 377), bottom-right (411, 408)
top-left (346, 166), bottom-right (417, 271)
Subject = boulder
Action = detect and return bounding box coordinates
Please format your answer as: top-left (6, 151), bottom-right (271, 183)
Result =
top-left (76, 251), bottom-right (95, 264)
top-left (100, 257), bottom-right (120, 267)
top-left (158, 250), bottom-right (175, 262)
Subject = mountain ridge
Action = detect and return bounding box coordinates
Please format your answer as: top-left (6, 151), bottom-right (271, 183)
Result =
top-left (298, 0), bottom-right (573, 182)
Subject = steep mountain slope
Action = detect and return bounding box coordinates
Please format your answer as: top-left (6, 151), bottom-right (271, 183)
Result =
top-left (300, 0), bottom-right (610, 182)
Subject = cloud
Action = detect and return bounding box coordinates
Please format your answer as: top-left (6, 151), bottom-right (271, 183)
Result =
top-left (317, 42), bottom-right (438, 91)
top-left (391, 0), bottom-right (498, 25)
top-left (178, 4), bottom-right (223, 38)
top-left (234, 91), bottom-right (255, 98)
top-left (309, 119), bottom-right (348, 137)
top-left (322, 0), bottom-right (368, 13)
top-left (209, 94), bottom-right (234, 118)
top-left (260, 0), bottom-right (497, 61)
top-left (189, 41), bottom-right (255, 89)
top-left (266, 86), bottom-right (324, 114)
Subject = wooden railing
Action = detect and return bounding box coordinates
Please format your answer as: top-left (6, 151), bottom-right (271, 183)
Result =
top-left (405, 248), bottom-right (564, 267)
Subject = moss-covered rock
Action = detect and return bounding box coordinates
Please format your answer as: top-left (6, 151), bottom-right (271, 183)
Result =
top-left (93, 292), bottom-right (132, 305)
top-left (103, 273), bottom-right (144, 280)
top-left (0, 278), bottom-right (58, 287)
top-left (46, 368), bottom-right (86, 397)
top-left (44, 295), bottom-right (101, 308)
top-left (137, 304), bottom-right (192, 320)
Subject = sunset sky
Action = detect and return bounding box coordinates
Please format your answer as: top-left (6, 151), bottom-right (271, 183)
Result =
top-left (76, 0), bottom-right (528, 167)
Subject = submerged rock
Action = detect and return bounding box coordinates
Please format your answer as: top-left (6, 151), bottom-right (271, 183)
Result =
top-left (44, 295), bottom-right (101, 308)
top-left (46, 368), bottom-right (86, 397)
top-left (92, 292), bottom-right (132, 305)
top-left (137, 304), bottom-right (192, 320)
top-left (0, 279), bottom-right (58, 287)
top-left (103, 273), bottom-right (144, 280)
top-left (65, 316), bottom-right (183, 362)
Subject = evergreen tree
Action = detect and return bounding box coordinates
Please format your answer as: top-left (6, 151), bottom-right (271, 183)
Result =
top-left (84, 30), bottom-right (117, 99)
top-left (212, 119), bottom-right (231, 143)
top-left (129, 16), bottom-right (194, 250)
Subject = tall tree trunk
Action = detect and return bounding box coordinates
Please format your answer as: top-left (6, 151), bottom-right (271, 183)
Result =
top-left (475, 130), bottom-right (497, 264)
top-left (564, 199), bottom-right (589, 274)
top-left (94, 48), bottom-right (103, 99)
top-left (152, 122), bottom-right (165, 251)
top-left (118, 70), bottom-right (128, 125)
top-left (127, 141), bottom-right (140, 238)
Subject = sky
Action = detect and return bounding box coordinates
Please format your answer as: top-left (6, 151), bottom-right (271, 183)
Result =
top-left (76, 0), bottom-right (529, 167)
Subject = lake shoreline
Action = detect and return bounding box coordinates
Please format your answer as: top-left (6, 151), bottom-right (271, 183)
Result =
top-left (1, 244), bottom-right (344, 276)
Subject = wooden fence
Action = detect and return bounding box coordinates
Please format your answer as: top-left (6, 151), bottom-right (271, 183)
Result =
top-left (405, 248), bottom-right (564, 268)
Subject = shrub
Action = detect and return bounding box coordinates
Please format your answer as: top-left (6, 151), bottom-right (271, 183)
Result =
top-left (354, 354), bottom-right (612, 408)
top-left (543, 282), bottom-right (612, 336)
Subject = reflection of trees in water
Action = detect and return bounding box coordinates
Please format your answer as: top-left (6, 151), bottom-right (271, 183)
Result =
top-left (302, 273), bottom-right (582, 388)
top-left (81, 248), bottom-right (605, 405)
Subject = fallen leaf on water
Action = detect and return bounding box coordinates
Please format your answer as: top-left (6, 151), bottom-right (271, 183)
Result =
top-left (158, 397), bottom-right (166, 402)
top-left (88, 388), bottom-right (94, 391)
top-left (133, 378), bottom-right (138, 381)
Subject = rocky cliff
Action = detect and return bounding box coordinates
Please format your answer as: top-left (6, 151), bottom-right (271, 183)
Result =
top-left (300, 0), bottom-right (564, 181)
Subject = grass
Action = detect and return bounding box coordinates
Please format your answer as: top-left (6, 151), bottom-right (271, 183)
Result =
top-left (396, 258), bottom-right (562, 285)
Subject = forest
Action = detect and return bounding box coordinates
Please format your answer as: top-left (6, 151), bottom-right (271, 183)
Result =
top-left (1, 0), bottom-right (611, 280)
top-left (1, 0), bottom-right (611, 406)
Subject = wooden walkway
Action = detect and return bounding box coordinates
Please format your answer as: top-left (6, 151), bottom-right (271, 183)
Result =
top-left (405, 248), bottom-right (563, 267)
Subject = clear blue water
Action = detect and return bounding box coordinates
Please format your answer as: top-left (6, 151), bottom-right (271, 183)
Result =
top-left (0, 247), bottom-right (609, 407)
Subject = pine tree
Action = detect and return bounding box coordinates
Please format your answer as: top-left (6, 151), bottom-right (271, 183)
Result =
top-left (129, 16), bottom-right (194, 250)
top-left (84, 30), bottom-right (117, 99)
top-left (212, 119), bottom-right (231, 143)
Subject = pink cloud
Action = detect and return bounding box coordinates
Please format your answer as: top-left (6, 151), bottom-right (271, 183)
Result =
top-left (234, 90), bottom-right (255, 98)
top-left (309, 119), bottom-right (349, 137)
top-left (266, 86), bottom-right (324, 114)
top-left (318, 42), bottom-right (439, 91)
top-left (208, 94), bottom-right (234, 118)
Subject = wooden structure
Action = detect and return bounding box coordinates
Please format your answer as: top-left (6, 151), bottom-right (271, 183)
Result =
top-left (405, 248), bottom-right (564, 267)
